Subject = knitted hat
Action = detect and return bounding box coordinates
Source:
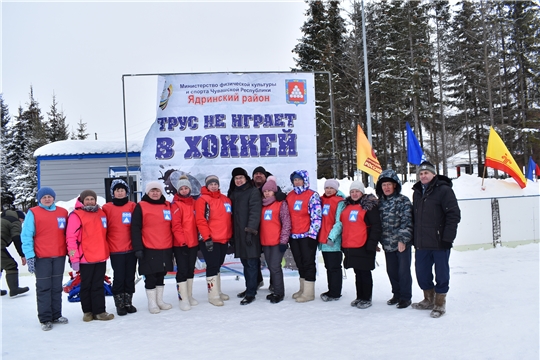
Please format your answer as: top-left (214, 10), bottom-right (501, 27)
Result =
top-left (145, 181), bottom-right (164, 195)
top-left (262, 179), bottom-right (278, 192)
top-left (349, 180), bottom-right (365, 193)
top-left (417, 161), bottom-right (437, 176)
top-left (79, 189), bottom-right (97, 202)
top-left (110, 179), bottom-right (129, 198)
top-left (37, 187), bottom-right (56, 201)
top-left (176, 175), bottom-right (192, 192)
top-left (252, 166), bottom-right (267, 177)
top-left (324, 179), bottom-right (339, 192)
top-left (16, 210), bottom-right (25, 220)
top-left (290, 173), bottom-right (303, 183)
top-left (232, 167), bottom-right (249, 178)
top-left (205, 175), bottom-right (220, 187)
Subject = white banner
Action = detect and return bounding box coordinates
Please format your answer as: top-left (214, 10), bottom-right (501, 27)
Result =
top-left (141, 72), bottom-right (317, 199)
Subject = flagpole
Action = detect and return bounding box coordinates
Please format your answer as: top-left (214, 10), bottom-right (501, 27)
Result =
top-left (361, 0), bottom-right (373, 188)
top-left (481, 163), bottom-right (487, 188)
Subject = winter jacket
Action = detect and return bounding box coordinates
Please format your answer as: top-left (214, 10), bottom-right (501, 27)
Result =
top-left (21, 203), bottom-right (68, 259)
top-left (102, 198), bottom-right (136, 254)
top-left (229, 182), bottom-right (262, 259)
top-left (260, 197), bottom-right (291, 246)
top-left (412, 175), bottom-right (461, 250)
top-left (286, 170), bottom-right (322, 239)
top-left (340, 194), bottom-right (381, 271)
top-left (318, 190), bottom-right (346, 252)
top-left (131, 194), bottom-right (173, 275)
top-left (171, 193), bottom-right (199, 248)
top-left (1, 210), bottom-right (24, 258)
top-left (66, 200), bottom-right (109, 264)
top-left (376, 169), bottom-right (413, 252)
top-left (195, 186), bottom-right (233, 244)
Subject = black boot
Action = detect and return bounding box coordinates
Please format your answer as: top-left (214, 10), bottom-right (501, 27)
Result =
top-left (124, 293), bottom-right (137, 313)
top-left (113, 293), bottom-right (127, 316)
top-left (1, 289), bottom-right (7, 296)
top-left (6, 273), bottom-right (29, 297)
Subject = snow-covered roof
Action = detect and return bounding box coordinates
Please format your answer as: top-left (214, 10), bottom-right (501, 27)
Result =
top-left (34, 140), bottom-right (142, 157)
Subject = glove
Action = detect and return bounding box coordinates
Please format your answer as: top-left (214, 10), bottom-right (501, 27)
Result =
top-left (27, 257), bottom-right (36, 274)
top-left (72, 262), bottom-right (80, 272)
top-left (441, 241), bottom-right (453, 250)
top-left (327, 239), bottom-right (335, 247)
top-left (279, 244), bottom-right (288, 253)
top-left (205, 239), bottom-right (214, 252)
top-left (245, 233), bottom-right (253, 246)
top-left (135, 250), bottom-right (144, 260)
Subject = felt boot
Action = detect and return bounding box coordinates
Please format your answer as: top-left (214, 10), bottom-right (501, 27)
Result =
top-left (412, 288), bottom-right (435, 310)
top-left (292, 278), bottom-right (305, 299)
top-left (156, 285), bottom-right (172, 310)
top-left (186, 278), bottom-right (198, 306)
top-left (145, 288), bottom-right (160, 314)
top-left (217, 273), bottom-right (229, 301)
top-left (430, 293), bottom-right (447, 318)
top-left (177, 282), bottom-right (191, 311)
top-left (296, 281), bottom-right (315, 303)
top-left (113, 294), bottom-right (127, 316)
top-left (6, 273), bottom-right (29, 297)
top-left (206, 276), bottom-right (224, 306)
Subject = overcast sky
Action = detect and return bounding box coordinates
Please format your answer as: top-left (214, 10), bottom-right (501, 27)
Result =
top-left (2, 1), bottom-right (308, 141)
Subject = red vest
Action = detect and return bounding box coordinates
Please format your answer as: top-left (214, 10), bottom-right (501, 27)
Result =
top-left (287, 189), bottom-right (314, 234)
top-left (195, 188), bottom-right (233, 244)
top-left (73, 208), bottom-right (109, 262)
top-left (139, 201), bottom-right (173, 250)
top-left (340, 204), bottom-right (368, 248)
top-left (260, 200), bottom-right (283, 246)
top-left (102, 201), bottom-right (136, 253)
top-left (32, 206), bottom-right (68, 258)
top-left (171, 197), bottom-right (198, 248)
top-left (318, 194), bottom-right (343, 244)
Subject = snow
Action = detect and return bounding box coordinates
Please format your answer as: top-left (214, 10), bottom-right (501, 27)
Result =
top-left (1, 175), bottom-right (539, 359)
top-left (33, 140), bottom-right (142, 157)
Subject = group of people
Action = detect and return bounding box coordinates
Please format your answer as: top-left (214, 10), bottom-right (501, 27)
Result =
top-left (0, 160), bottom-right (460, 331)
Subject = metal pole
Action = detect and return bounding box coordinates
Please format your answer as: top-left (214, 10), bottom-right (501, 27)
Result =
top-left (121, 76), bottom-right (131, 197)
top-left (361, 0), bottom-right (373, 188)
top-left (322, 71), bottom-right (337, 179)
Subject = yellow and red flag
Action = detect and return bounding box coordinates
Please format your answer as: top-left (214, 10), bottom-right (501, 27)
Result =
top-left (356, 125), bottom-right (382, 181)
top-left (485, 126), bottom-right (527, 188)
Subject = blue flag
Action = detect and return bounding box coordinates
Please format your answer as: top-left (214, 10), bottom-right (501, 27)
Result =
top-left (406, 122), bottom-right (425, 165)
top-left (526, 156), bottom-right (537, 181)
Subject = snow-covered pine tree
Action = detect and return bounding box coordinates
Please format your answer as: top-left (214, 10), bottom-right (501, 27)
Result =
top-left (1, 94), bottom-right (15, 207)
top-left (46, 93), bottom-right (70, 142)
top-left (74, 118), bottom-right (89, 140)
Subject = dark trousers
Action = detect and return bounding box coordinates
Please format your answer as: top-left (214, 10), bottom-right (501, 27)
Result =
top-left (289, 237), bottom-right (318, 281)
top-left (79, 262), bottom-right (107, 314)
top-left (353, 269), bottom-right (373, 301)
top-left (1, 248), bottom-right (18, 274)
top-left (415, 249), bottom-right (451, 293)
top-left (173, 246), bottom-right (198, 282)
top-left (240, 258), bottom-right (259, 297)
top-left (35, 257), bottom-right (65, 323)
top-left (110, 252), bottom-right (137, 295)
top-left (384, 247), bottom-right (412, 301)
top-left (322, 251), bottom-right (343, 298)
top-left (199, 241), bottom-right (227, 277)
top-left (262, 246), bottom-right (284, 296)
top-left (144, 271), bottom-right (167, 289)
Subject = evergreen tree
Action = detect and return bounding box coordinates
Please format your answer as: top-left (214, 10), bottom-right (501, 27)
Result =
top-left (1, 94), bottom-right (15, 207)
top-left (46, 93), bottom-right (70, 142)
top-left (74, 118), bottom-right (89, 140)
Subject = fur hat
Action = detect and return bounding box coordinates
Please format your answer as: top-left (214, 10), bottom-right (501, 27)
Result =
top-left (349, 180), bottom-right (365, 194)
top-left (205, 175), bottom-right (220, 187)
top-left (176, 175), bottom-right (192, 192)
top-left (417, 161), bottom-right (437, 176)
top-left (145, 181), bottom-right (164, 195)
top-left (79, 189), bottom-right (97, 202)
top-left (37, 187), bottom-right (56, 201)
top-left (232, 167), bottom-right (249, 178)
top-left (324, 179), bottom-right (339, 192)
top-left (262, 179), bottom-right (278, 192)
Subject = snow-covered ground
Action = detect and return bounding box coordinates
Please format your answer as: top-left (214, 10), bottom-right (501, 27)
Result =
top-left (1, 175), bottom-right (539, 359)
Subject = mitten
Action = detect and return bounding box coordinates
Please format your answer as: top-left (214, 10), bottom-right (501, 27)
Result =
top-left (327, 239), bottom-right (335, 247)
top-left (135, 250), bottom-right (144, 260)
top-left (72, 262), bottom-right (80, 272)
top-left (205, 239), bottom-right (214, 252)
top-left (441, 241), bottom-right (453, 250)
top-left (245, 233), bottom-right (253, 246)
top-left (279, 244), bottom-right (288, 253)
top-left (27, 257), bottom-right (36, 274)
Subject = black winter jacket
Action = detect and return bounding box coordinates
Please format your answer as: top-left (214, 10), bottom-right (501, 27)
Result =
top-left (412, 175), bottom-right (461, 250)
top-left (229, 182), bottom-right (262, 259)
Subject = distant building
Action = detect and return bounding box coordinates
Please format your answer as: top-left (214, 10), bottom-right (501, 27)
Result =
top-left (34, 140), bottom-right (142, 201)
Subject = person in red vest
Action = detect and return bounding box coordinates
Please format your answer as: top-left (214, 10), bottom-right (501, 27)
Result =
top-left (102, 179), bottom-right (137, 316)
top-left (339, 180), bottom-right (382, 309)
top-left (318, 179), bottom-right (346, 302)
top-left (131, 181), bottom-right (174, 314)
top-left (66, 189), bottom-right (114, 322)
top-left (21, 187), bottom-right (68, 331)
top-left (195, 175), bottom-right (232, 306)
top-left (171, 175), bottom-right (200, 311)
top-left (260, 177), bottom-right (291, 304)
top-left (286, 170), bottom-right (322, 303)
